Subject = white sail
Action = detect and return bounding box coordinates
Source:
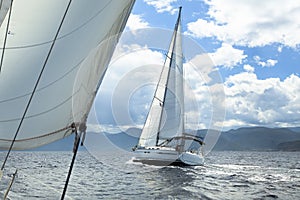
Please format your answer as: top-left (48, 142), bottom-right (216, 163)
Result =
top-left (0, 0), bottom-right (135, 150)
top-left (138, 7), bottom-right (183, 147)
top-left (157, 10), bottom-right (184, 145)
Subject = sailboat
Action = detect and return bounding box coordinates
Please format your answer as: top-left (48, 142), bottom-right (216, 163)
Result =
top-left (132, 7), bottom-right (204, 166)
top-left (0, 0), bottom-right (135, 198)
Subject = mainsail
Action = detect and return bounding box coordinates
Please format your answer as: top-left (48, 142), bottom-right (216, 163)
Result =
top-left (0, 0), bottom-right (135, 150)
top-left (138, 7), bottom-right (184, 147)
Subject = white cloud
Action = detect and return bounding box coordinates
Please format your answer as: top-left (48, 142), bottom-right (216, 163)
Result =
top-left (184, 53), bottom-right (216, 84)
top-left (243, 64), bottom-right (255, 73)
top-left (208, 43), bottom-right (247, 68)
top-left (223, 71), bottom-right (300, 129)
top-left (183, 53), bottom-right (226, 130)
top-left (259, 59), bottom-right (278, 67)
top-left (186, 0), bottom-right (300, 47)
top-left (253, 56), bottom-right (278, 67)
top-left (98, 44), bottom-right (227, 131)
top-left (126, 14), bottom-right (150, 32)
top-left (109, 44), bottom-right (164, 83)
top-left (144, 0), bottom-right (178, 15)
top-left (96, 44), bottom-right (165, 130)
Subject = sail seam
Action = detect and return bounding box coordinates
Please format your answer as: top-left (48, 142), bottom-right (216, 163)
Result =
top-left (0, 125), bottom-right (73, 143)
top-left (0, 60), bottom-right (81, 103)
top-left (0, 91), bottom-right (77, 122)
top-left (0, 0), bottom-right (113, 50)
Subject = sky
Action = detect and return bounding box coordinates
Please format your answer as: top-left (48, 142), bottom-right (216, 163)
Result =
top-left (90, 0), bottom-right (300, 133)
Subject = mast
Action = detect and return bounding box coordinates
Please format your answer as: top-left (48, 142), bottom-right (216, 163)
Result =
top-left (136, 7), bottom-right (183, 147)
top-left (175, 7), bottom-right (185, 152)
top-left (156, 6), bottom-right (182, 145)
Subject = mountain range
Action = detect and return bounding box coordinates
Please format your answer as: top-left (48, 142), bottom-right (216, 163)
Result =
top-left (104, 126), bottom-right (300, 152)
top-left (33, 127), bottom-right (300, 151)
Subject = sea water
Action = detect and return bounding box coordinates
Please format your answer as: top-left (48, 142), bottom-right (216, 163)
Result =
top-left (0, 151), bottom-right (299, 199)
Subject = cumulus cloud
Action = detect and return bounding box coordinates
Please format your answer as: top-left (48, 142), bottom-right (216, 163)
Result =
top-left (208, 43), bottom-right (247, 68)
top-left (95, 44), bottom-right (164, 130)
top-left (186, 0), bottom-right (300, 48)
top-left (253, 55), bottom-right (278, 67)
top-left (126, 14), bottom-right (150, 32)
top-left (183, 53), bottom-right (226, 130)
top-left (96, 44), bottom-right (300, 131)
top-left (96, 42), bottom-right (226, 131)
top-left (243, 64), bottom-right (255, 73)
top-left (144, 0), bottom-right (178, 15)
top-left (223, 71), bottom-right (300, 129)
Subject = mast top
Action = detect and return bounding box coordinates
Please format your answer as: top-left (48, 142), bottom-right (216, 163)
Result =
top-left (175, 7), bottom-right (182, 31)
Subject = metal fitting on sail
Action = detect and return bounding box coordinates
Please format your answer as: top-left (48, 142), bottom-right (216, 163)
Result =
top-left (79, 116), bottom-right (87, 146)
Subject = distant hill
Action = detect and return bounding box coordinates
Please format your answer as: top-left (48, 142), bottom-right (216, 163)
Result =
top-left (100, 127), bottom-right (300, 152)
top-left (103, 131), bottom-right (139, 151)
top-left (33, 134), bottom-right (86, 151)
top-left (31, 127), bottom-right (300, 151)
top-left (288, 127), bottom-right (300, 133)
top-left (213, 127), bottom-right (300, 151)
top-left (277, 140), bottom-right (300, 151)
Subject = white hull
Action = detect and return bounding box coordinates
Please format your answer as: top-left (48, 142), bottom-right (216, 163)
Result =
top-left (133, 147), bottom-right (204, 166)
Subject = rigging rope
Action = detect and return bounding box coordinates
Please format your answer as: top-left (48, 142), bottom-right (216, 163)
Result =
top-left (61, 124), bottom-right (81, 200)
top-left (1, 0), bottom-right (73, 171)
top-left (0, 0), bottom-right (13, 73)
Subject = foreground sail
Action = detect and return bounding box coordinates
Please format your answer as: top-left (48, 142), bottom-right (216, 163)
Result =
top-left (0, 0), bottom-right (135, 198)
top-left (0, 0), bottom-right (135, 150)
top-left (132, 7), bottom-right (204, 166)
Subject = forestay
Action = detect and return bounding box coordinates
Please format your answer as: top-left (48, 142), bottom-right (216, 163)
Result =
top-left (0, 0), bottom-right (135, 150)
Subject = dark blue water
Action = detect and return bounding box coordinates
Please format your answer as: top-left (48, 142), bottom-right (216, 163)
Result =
top-left (0, 151), bottom-right (299, 199)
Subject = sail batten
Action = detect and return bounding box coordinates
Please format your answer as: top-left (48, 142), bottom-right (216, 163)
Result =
top-left (0, 0), bottom-right (135, 150)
